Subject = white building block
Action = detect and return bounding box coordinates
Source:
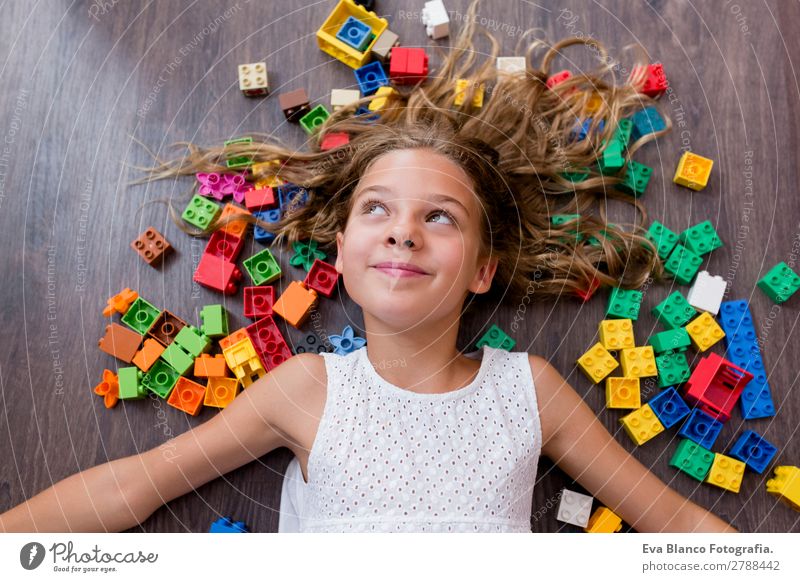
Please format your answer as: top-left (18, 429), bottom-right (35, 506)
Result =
top-left (238, 62), bottom-right (268, 97)
top-left (686, 271), bottom-right (727, 315)
top-left (497, 56), bottom-right (527, 74)
top-left (556, 488), bottom-right (593, 527)
top-left (422, 0), bottom-right (450, 40)
top-left (330, 88), bottom-right (361, 111)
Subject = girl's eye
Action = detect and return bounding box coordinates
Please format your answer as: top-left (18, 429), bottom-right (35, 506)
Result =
top-left (428, 210), bottom-right (455, 225)
top-left (359, 198), bottom-right (456, 225)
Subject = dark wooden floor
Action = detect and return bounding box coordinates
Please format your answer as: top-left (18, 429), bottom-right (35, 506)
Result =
top-left (1, 0), bottom-right (798, 533)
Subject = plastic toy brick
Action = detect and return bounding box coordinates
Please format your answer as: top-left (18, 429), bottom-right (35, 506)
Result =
top-left (199, 305), bottom-right (228, 338)
top-left (630, 106), bottom-right (666, 141)
top-left (238, 62), bottom-right (268, 97)
top-left (194, 252), bottom-right (243, 295)
top-left (546, 70), bottom-right (572, 90)
top-left (655, 350), bottom-right (691, 388)
top-left (496, 56), bottom-right (527, 74)
top-left (574, 276), bottom-right (601, 302)
top-left (560, 166), bottom-right (590, 184)
top-left (293, 332), bottom-right (334, 355)
top-left (118, 366), bottom-right (145, 400)
top-left (329, 324), bottom-right (366, 356)
top-left (679, 221), bottom-right (722, 256)
top-left (196, 172), bottom-right (249, 201)
top-left (645, 220), bottom-right (679, 259)
top-left (620, 404), bottom-right (664, 445)
top-left (209, 516), bottom-right (249, 533)
top-left (204, 377), bottom-right (240, 408)
top-left (739, 386), bottom-right (776, 421)
top-left (706, 453), bottom-right (745, 493)
top-left (570, 118), bottom-right (604, 142)
top-left (673, 151), bottom-right (713, 191)
top-left (605, 377), bottom-right (641, 409)
top-left (132, 338), bottom-right (166, 373)
top-left (167, 377), bottom-right (206, 416)
top-left (253, 209), bottom-right (281, 244)
top-left (278, 88), bottom-right (311, 122)
top-left (354, 61), bottom-right (389, 95)
top-left (102, 288), bottom-right (138, 317)
top-left (243, 285), bottom-right (274, 319)
top-left (299, 104), bottom-right (331, 135)
top-left (223, 338), bottom-right (267, 387)
top-left (577, 343), bottom-right (619, 384)
top-left (678, 408), bottom-right (722, 449)
top-left (684, 352), bottom-right (753, 422)
top-left (194, 354), bottom-right (228, 378)
top-left (204, 230), bottom-right (244, 264)
top-left (664, 243), bottom-right (703, 285)
top-left (612, 119), bottom-right (633, 150)
top-left (453, 79), bottom-right (485, 108)
top-left (598, 138), bottom-right (624, 175)
top-left (182, 195), bottom-right (221, 231)
top-left (598, 319), bottom-right (635, 351)
top-left (633, 62), bottom-right (668, 98)
top-left (273, 281), bottom-right (319, 328)
top-left (131, 227), bottom-right (172, 266)
top-left (216, 203), bottom-right (251, 239)
top-left (330, 88), bottom-right (361, 111)
top-left (585, 507), bottom-right (623, 533)
top-left (606, 287), bottom-right (643, 320)
top-left (246, 316), bottom-right (293, 372)
top-left (142, 359), bottom-right (180, 398)
top-left (98, 323), bottom-right (141, 363)
top-left (370, 28), bottom-right (399, 62)
top-left (728, 430), bottom-right (776, 474)
top-left (244, 185), bottom-right (277, 213)
top-left (686, 271), bottom-right (726, 315)
top-left (159, 343), bottom-right (194, 376)
top-left (368, 86), bottom-right (396, 111)
top-left (421, 0), bottom-right (450, 39)
top-left (652, 291), bottom-right (697, 329)
top-left (121, 297), bottom-right (161, 335)
top-left (619, 346), bottom-right (657, 378)
top-left (765, 466), bottom-right (800, 512)
top-left (583, 91), bottom-right (603, 114)
top-left (647, 386), bottom-right (690, 428)
top-left (148, 310), bottom-right (186, 347)
top-left (304, 259), bottom-right (339, 298)
top-left (336, 16), bottom-right (372, 51)
top-left (757, 261), bottom-right (800, 304)
top-left (316, 0), bottom-right (387, 69)
top-left (685, 312), bottom-right (725, 352)
top-left (476, 324), bottom-right (516, 351)
top-left (550, 214), bottom-right (582, 244)
top-left (223, 137), bottom-right (254, 170)
top-left (276, 183), bottom-right (309, 216)
top-left (93, 369), bottom-right (119, 409)
top-left (354, 105), bottom-right (380, 122)
top-left (616, 160), bottom-right (652, 198)
top-left (289, 240), bottom-right (327, 272)
top-left (243, 248), bottom-right (282, 286)
top-left (669, 439), bottom-right (714, 481)
top-left (174, 325), bottom-right (211, 357)
top-left (556, 488), bottom-right (592, 528)
top-left (320, 132), bottom-right (350, 151)
top-left (648, 328), bottom-right (691, 354)
top-left (389, 47), bottom-right (429, 85)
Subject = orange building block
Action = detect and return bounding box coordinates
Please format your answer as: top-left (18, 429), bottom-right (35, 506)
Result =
top-left (102, 288), bottom-right (138, 317)
top-left (219, 327), bottom-right (250, 350)
top-left (194, 354), bottom-right (228, 378)
top-left (167, 377), bottom-right (206, 415)
top-left (132, 338), bottom-right (166, 373)
top-left (93, 369), bottom-right (119, 409)
top-left (205, 377), bottom-right (240, 408)
top-left (217, 203), bottom-right (252, 239)
top-left (273, 281), bottom-right (318, 328)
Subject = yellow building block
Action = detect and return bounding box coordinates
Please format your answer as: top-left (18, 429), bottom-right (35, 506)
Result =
top-left (598, 319), bottom-right (635, 351)
top-left (222, 337), bottom-right (266, 388)
top-left (619, 346), bottom-right (657, 378)
top-left (605, 377), bottom-right (641, 409)
top-left (454, 79), bottom-right (485, 107)
top-left (766, 466), bottom-right (800, 512)
top-left (584, 91), bottom-right (603, 114)
top-left (706, 453), bottom-right (745, 493)
top-left (204, 377), bottom-right (240, 408)
top-left (620, 404), bottom-right (664, 445)
top-left (585, 506), bottom-right (623, 533)
top-left (577, 343), bottom-right (619, 384)
top-left (673, 151), bottom-right (714, 191)
top-left (685, 312), bottom-right (725, 352)
top-left (368, 86), bottom-right (397, 111)
top-left (316, 0), bottom-right (388, 69)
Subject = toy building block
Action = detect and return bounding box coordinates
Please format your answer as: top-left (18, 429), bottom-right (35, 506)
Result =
top-left (728, 430), bottom-right (777, 475)
top-left (370, 28), bottom-right (399, 62)
top-left (223, 137), bottom-right (254, 170)
top-left (619, 346), bottom-right (657, 378)
top-left (496, 56), bottom-right (527, 74)
top-left (223, 337), bottom-right (267, 387)
top-left (160, 343), bottom-right (194, 376)
top-left (606, 287), bottom-right (643, 320)
top-left (678, 408), bottom-right (723, 449)
top-left (278, 88), bottom-right (311, 122)
top-left (98, 323), bottom-right (142, 363)
top-left (645, 221), bottom-right (679, 259)
top-left (244, 285), bottom-right (275, 319)
top-left (93, 369), bottom-right (119, 409)
top-left (276, 183), bottom-right (309, 215)
top-left (684, 352), bottom-right (753, 422)
top-left (664, 243), bottom-right (703, 285)
top-left (293, 332), bottom-right (334, 355)
top-left (598, 136), bottom-right (624, 175)
top-left (556, 488), bottom-right (592, 528)
top-left (422, 0), bottom-right (450, 39)
top-left (204, 377), bottom-right (240, 408)
top-left (583, 91), bottom-right (603, 114)
top-left (685, 312), bottom-right (725, 352)
top-left (686, 271), bottom-right (726, 315)
top-left (679, 221), bottom-right (722, 256)
top-left (289, 240), bottom-right (327, 271)
top-left (196, 171), bottom-right (249, 201)
top-left (706, 453), bottom-right (745, 493)
top-left (389, 47), bottom-right (429, 85)
top-left (299, 104), bottom-right (331, 135)
top-left (316, 0), bottom-right (387, 69)
top-left (453, 79), bottom-right (485, 108)
top-left (219, 328), bottom-right (249, 351)
top-left (182, 195), bottom-right (221, 231)
top-left (246, 316), bottom-right (293, 372)
top-left (200, 305), bottom-right (228, 338)
top-left (304, 259), bottom-right (339, 298)
top-left (131, 227), bottom-right (172, 266)
top-left (574, 276), bottom-right (600, 302)
top-left (216, 203), bottom-right (251, 239)
top-left (598, 319), bottom-right (635, 351)
top-left (577, 343), bottom-right (619, 384)
top-left (253, 209), bottom-right (281, 244)
top-left (616, 160), bottom-right (652, 198)
top-left (585, 507), bottom-right (623, 533)
top-left (174, 325), bottom-right (212, 357)
top-left (648, 328), bottom-right (691, 354)
top-left (102, 288), bottom-right (138, 317)
top-left (757, 261), bottom-right (800, 304)
top-left (652, 291), bottom-right (697, 329)
top-left (243, 248), bottom-right (282, 285)
top-left (765, 466), bottom-right (800, 512)
top-left (148, 310), bottom-right (186, 346)
top-left (121, 297), bottom-right (161, 335)
top-left (336, 16), bottom-right (373, 51)
top-left (142, 359), bottom-right (181, 398)
top-left (476, 324), bottom-right (516, 351)
top-left (630, 106), bottom-right (666, 141)
top-left (329, 324), bottom-right (366, 356)
top-left (546, 69), bottom-right (573, 90)
top-left (167, 377), bottom-right (206, 416)
top-left (669, 439), bottom-right (714, 481)
top-left (331, 88), bottom-right (361, 111)
top-left (605, 377), bottom-right (641, 409)
top-left (237, 62), bottom-right (268, 97)
top-left (632, 62), bottom-right (668, 98)
top-left (620, 404), bottom-right (665, 445)
top-left (194, 354), bottom-right (228, 378)
top-left (655, 350), bottom-right (691, 388)
top-left (273, 281), bottom-right (319, 328)
top-left (194, 252), bottom-right (243, 295)
top-left (204, 230), bottom-right (244, 264)
top-left (118, 366), bottom-right (145, 400)
top-left (368, 86), bottom-right (397, 111)
top-left (354, 61), bottom-right (389, 95)
top-left (320, 132), bottom-right (350, 151)
top-left (209, 516), bottom-right (249, 533)
top-left (673, 151), bottom-right (713, 191)
top-left (647, 386), bottom-right (690, 428)
top-left (132, 338), bottom-right (166, 373)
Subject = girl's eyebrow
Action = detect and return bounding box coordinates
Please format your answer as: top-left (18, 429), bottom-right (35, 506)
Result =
top-left (355, 184), bottom-right (471, 217)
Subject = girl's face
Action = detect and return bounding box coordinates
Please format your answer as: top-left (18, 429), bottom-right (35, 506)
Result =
top-left (335, 148), bottom-right (498, 330)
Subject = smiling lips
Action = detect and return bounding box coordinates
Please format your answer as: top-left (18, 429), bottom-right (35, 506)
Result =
top-left (373, 261), bottom-right (430, 277)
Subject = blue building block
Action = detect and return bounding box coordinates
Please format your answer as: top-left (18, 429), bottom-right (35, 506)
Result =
top-left (630, 107), bottom-right (666, 141)
top-left (355, 105), bottom-right (380, 122)
top-left (336, 16), bottom-right (372, 52)
top-left (728, 430), bottom-right (777, 474)
top-left (276, 183), bottom-right (309, 215)
top-left (354, 61), bottom-right (389, 95)
top-left (253, 209), bottom-right (281, 244)
top-left (648, 387), bottom-right (691, 428)
top-left (570, 118), bottom-right (605, 142)
top-left (678, 408), bottom-right (723, 449)
top-left (209, 516), bottom-right (249, 533)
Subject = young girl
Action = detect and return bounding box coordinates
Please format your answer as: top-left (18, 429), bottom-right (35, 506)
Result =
top-left (1, 2), bottom-right (737, 533)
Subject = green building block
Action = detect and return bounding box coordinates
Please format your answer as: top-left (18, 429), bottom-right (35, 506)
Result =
top-left (648, 328), bottom-right (691, 354)
top-left (613, 118), bottom-right (633, 150)
top-left (174, 325), bottom-right (211, 357)
top-left (142, 359), bottom-right (180, 398)
top-left (200, 305), bottom-right (228, 338)
top-left (664, 243), bottom-right (703, 285)
top-left (645, 221), bottom-right (679, 259)
top-left (299, 104), bottom-right (330, 135)
top-left (616, 160), bottom-right (652, 198)
top-left (551, 214), bottom-right (583, 243)
top-left (587, 224), bottom-right (619, 248)
top-left (606, 287), bottom-right (643, 320)
top-left (243, 248), bottom-right (282, 285)
top-left (598, 139), bottom-right (625, 175)
top-left (757, 261), bottom-right (800, 304)
top-left (160, 343), bottom-right (194, 376)
top-left (476, 324), bottom-right (515, 351)
top-left (669, 438), bottom-right (714, 481)
top-left (118, 367), bottom-right (145, 400)
top-left (652, 291), bottom-right (697, 329)
top-left (655, 350), bottom-right (691, 388)
top-left (182, 195), bottom-right (221, 231)
top-left (224, 137), bottom-right (254, 169)
top-left (121, 297), bottom-right (161, 335)
top-left (679, 220), bottom-right (722, 255)
top-left (560, 167), bottom-right (590, 183)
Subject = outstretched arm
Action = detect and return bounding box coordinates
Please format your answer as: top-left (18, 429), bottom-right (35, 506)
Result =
top-left (530, 355), bottom-right (737, 533)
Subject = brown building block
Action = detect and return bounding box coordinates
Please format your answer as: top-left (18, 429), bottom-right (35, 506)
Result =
top-left (98, 323), bottom-right (142, 363)
top-left (278, 88), bottom-right (310, 122)
top-left (131, 227), bottom-right (173, 266)
top-left (148, 310), bottom-right (186, 346)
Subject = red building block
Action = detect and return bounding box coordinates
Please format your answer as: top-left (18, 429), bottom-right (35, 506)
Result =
top-left (320, 132), bottom-right (350, 151)
top-left (167, 377), bottom-right (206, 415)
top-left (389, 47), bottom-right (429, 85)
top-left (243, 286), bottom-right (275, 319)
top-left (244, 186), bottom-right (277, 212)
top-left (204, 230), bottom-right (244, 263)
top-left (304, 259), bottom-right (339, 298)
top-left (684, 352), bottom-right (753, 423)
top-left (633, 63), bottom-right (668, 98)
top-left (246, 316), bottom-right (293, 372)
top-left (575, 276), bottom-right (601, 302)
top-left (194, 253), bottom-right (243, 295)
top-left (546, 70), bottom-right (572, 89)
top-left (131, 227), bottom-right (173, 267)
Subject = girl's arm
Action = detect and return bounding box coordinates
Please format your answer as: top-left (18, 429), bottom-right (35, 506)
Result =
top-left (0, 353), bottom-right (323, 532)
top-left (530, 355), bottom-right (737, 533)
